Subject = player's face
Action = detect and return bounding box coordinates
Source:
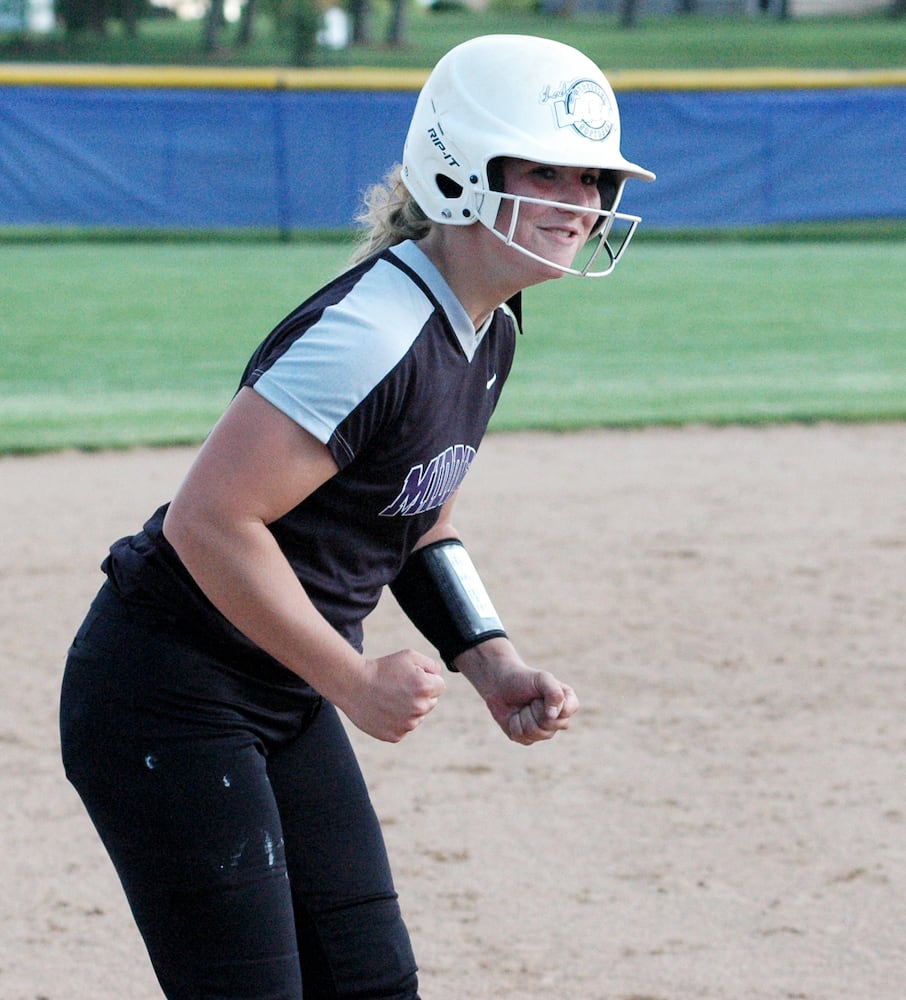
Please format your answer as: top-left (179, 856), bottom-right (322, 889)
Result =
top-left (493, 159), bottom-right (603, 277)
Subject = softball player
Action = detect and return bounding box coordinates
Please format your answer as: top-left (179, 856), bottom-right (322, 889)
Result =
top-left (60, 34), bottom-right (653, 1000)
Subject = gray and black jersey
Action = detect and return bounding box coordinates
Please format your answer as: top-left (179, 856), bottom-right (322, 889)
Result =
top-left (102, 240), bottom-right (518, 680)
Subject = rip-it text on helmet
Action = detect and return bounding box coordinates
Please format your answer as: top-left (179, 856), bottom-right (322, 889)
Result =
top-left (428, 123), bottom-right (461, 168)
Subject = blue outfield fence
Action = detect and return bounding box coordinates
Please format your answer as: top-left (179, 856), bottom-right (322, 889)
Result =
top-left (0, 85), bottom-right (417, 230)
top-left (1, 69), bottom-right (905, 231)
top-left (621, 86), bottom-right (906, 228)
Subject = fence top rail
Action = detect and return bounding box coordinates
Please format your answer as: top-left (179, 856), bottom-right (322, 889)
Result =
top-left (1, 63), bottom-right (905, 92)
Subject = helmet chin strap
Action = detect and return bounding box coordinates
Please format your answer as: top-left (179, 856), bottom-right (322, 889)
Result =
top-left (482, 191), bottom-right (641, 278)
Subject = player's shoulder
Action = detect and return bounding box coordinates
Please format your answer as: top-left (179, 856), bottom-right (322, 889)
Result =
top-left (311, 250), bottom-right (439, 366)
top-left (254, 250), bottom-right (433, 361)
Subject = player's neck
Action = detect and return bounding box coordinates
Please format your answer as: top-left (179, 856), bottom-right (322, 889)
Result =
top-left (417, 227), bottom-right (525, 331)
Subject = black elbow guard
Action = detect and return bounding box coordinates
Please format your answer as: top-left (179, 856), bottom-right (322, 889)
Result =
top-left (390, 538), bottom-right (507, 671)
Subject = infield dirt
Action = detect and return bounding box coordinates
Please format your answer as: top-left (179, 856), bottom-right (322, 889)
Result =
top-left (2, 423), bottom-right (904, 999)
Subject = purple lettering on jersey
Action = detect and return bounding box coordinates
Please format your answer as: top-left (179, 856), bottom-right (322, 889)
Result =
top-left (379, 444), bottom-right (476, 517)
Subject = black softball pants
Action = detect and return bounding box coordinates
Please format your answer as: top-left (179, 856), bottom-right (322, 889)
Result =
top-left (60, 583), bottom-right (420, 1000)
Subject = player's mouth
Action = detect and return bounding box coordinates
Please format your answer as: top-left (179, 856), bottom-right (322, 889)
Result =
top-left (539, 223), bottom-right (591, 249)
top-left (541, 223), bottom-right (580, 239)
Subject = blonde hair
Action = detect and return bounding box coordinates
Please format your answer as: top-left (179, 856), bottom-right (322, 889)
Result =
top-left (349, 164), bottom-right (432, 265)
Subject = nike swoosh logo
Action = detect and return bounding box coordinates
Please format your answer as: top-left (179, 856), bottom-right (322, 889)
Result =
top-left (486, 373), bottom-right (498, 390)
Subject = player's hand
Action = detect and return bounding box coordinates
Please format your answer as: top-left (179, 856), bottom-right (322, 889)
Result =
top-left (342, 650), bottom-right (445, 743)
top-left (453, 640), bottom-right (579, 745)
top-left (488, 668), bottom-right (579, 745)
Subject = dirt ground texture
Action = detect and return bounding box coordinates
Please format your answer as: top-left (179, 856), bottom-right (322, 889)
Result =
top-left (1, 423), bottom-right (904, 1000)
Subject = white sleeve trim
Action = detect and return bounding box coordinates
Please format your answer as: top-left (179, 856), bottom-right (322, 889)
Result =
top-left (252, 257), bottom-right (434, 454)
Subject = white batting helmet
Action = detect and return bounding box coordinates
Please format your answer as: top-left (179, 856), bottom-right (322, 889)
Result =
top-left (401, 34), bottom-right (656, 276)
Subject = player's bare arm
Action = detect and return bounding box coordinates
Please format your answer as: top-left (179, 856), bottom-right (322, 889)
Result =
top-left (163, 387), bottom-right (444, 742)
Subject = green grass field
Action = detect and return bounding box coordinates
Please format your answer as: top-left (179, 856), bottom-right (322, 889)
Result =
top-left (2, 236), bottom-right (903, 453)
top-left (3, 10), bottom-right (906, 70)
top-left (2, 14), bottom-right (903, 453)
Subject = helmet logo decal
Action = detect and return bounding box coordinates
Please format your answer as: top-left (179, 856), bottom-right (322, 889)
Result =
top-left (542, 79), bottom-right (614, 142)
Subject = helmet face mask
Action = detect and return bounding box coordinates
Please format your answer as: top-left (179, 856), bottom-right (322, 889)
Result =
top-left (486, 185), bottom-right (643, 278)
top-left (401, 34), bottom-right (655, 278)
top-left (476, 163), bottom-right (640, 277)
